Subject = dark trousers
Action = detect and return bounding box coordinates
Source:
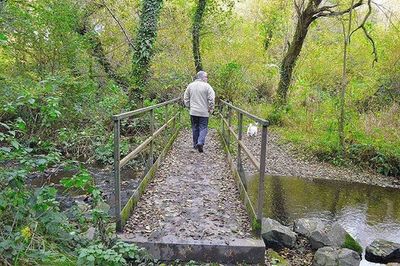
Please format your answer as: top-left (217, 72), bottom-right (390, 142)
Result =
top-left (190, 115), bottom-right (209, 147)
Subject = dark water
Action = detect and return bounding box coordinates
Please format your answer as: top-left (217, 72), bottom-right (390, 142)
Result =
top-left (248, 174), bottom-right (400, 265)
top-left (29, 166), bottom-right (141, 215)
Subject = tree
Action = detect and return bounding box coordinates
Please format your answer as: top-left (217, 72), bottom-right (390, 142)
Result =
top-left (191, 0), bottom-right (234, 74)
top-left (77, 2), bottom-right (130, 90)
top-left (338, 0), bottom-right (377, 153)
top-left (130, 0), bottom-right (163, 105)
top-left (192, 0), bottom-right (206, 72)
top-left (276, 0), bottom-right (364, 105)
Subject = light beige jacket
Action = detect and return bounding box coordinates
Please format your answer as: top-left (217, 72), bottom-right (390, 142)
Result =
top-left (183, 79), bottom-right (215, 117)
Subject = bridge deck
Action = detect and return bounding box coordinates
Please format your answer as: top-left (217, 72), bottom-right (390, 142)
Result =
top-left (119, 129), bottom-right (265, 264)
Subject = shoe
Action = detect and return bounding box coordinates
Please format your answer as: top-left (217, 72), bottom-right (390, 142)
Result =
top-left (193, 144), bottom-right (198, 150)
top-left (197, 145), bottom-right (203, 153)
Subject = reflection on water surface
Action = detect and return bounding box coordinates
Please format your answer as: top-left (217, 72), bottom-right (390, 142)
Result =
top-left (248, 175), bottom-right (400, 250)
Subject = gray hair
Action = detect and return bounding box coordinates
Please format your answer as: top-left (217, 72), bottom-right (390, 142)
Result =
top-left (196, 71), bottom-right (208, 81)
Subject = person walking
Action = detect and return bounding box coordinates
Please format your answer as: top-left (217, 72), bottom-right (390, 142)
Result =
top-left (184, 71), bottom-right (215, 153)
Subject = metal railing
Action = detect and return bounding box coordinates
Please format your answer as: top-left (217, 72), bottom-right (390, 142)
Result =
top-left (219, 100), bottom-right (269, 231)
top-left (113, 98), bottom-right (181, 231)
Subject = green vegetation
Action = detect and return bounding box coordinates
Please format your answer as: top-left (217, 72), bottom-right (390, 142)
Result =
top-left (0, 154), bottom-right (152, 264)
top-left (266, 249), bottom-right (289, 266)
top-left (241, 0), bottom-right (400, 176)
top-left (0, 0), bottom-right (399, 264)
top-left (342, 233), bottom-right (363, 254)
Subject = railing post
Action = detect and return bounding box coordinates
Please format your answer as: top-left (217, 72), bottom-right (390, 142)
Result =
top-left (221, 105), bottom-right (225, 141)
top-left (227, 106), bottom-right (232, 148)
top-left (257, 124), bottom-right (268, 234)
top-left (172, 104), bottom-right (176, 130)
top-left (165, 104), bottom-right (169, 139)
top-left (114, 118), bottom-right (122, 232)
top-left (178, 106), bottom-right (181, 127)
top-left (148, 109), bottom-right (155, 170)
top-left (165, 104), bottom-right (168, 125)
top-left (237, 112), bottom-right (243, 174)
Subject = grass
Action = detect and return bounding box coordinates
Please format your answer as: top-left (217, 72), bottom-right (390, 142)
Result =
top-left (240, 101), bottom-right (400, 177)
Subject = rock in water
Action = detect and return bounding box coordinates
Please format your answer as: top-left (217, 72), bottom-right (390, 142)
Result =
top-left (365, 239), bottom-right (400, 263)
top-left (312, 246), bottom-right (361, 266)
top-left (261, 218), bottom-right (297, 249)
top-left (310, 222), bottom-right (349, 250)
top-left (294, 218), bottom-right (325, 237)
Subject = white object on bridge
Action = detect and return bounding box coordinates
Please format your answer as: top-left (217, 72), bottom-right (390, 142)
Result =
top-left (246, 122), bottom-right (258, 137)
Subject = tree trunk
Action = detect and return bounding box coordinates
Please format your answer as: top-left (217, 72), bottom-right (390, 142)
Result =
top-left (192, 0), bottom-right (206, 73)
top-left (339, 30), bottom-right (348, 154)
top-left (339, 0), bottom-right (355, 154)
top-left (275, 0), bottom-right (363, 105)
top-left (130, 0), bottom-right (163, 106)
top-left (276, 4), bottom-right (314, 105)
top-left (77, 9), bottom-right (129, 90)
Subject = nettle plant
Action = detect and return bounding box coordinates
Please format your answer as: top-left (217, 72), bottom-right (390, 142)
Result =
top-left (0, 117), bottom-right (151, 264)
top-left (60, 169), bottom-right (153, 266)
top-left (0, 165), bottom-right (152, 265)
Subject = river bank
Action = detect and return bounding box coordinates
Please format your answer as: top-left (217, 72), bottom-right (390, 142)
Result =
top-left (242, 130), bottom-right (400, 189)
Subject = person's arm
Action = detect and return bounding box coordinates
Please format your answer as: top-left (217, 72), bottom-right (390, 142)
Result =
top-left (183, 86), bottom-right (190, 108)
top-left (207, 85), bottom-right (215, 114)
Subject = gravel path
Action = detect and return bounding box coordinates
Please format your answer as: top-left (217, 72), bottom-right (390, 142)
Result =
top-left (241, 131), bottom-right (400, 188)
top-left (124, 129), bottom-right (253, 241)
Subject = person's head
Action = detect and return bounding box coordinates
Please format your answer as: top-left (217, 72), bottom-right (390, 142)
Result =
top-left (196, 71), bottom-right (208, 82)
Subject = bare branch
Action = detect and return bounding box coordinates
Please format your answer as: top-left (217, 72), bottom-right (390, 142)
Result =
top-left (349, 0), bottom-right (378, 65)
top-left (362, 25), bottom-right (378, 65)
top-left (312, 0), bottom-right (363, 19)
top-left (294, 0), bottom-right (302, 16)
top-left (100, 0), bottom-right (134, 48)
top-left (372, 1), bottom-right (400, 32)
top-left (316, 4), bottom-right (338, 13)
top-left (349, 0), bottom-right (372, 38)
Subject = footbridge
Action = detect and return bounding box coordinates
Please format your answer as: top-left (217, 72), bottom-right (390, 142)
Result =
top-left (112, 98), bottom-right (269, 264)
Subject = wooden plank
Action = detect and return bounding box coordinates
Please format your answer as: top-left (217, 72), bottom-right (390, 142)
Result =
top-left (218, 129), bottom-right (260, 234)
top-left (220, 100), bottom-right (269, 126)
top-left (113, 97), bottom-right (180, 121)
top-left (119, 114), bottom-right (178, 168)
top-left (220, 115), bottom-right (260, 170)
top-left (120, 126), bottom-right (180, 226)
top-left (237, 112), bottom-right (243, 171)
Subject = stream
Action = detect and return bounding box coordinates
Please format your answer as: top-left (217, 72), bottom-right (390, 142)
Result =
top-left (29, 165), bottom-right (400, 265)
top-left (29, 165), bottom-right (141, 216)
top-left (248, 174), bottom-right (400, 265)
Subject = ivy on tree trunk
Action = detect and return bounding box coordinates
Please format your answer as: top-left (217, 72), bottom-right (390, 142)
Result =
top-left (131, 0), bottom-right (163, 105)
top-left (192, 0), bottom-right (206, 73)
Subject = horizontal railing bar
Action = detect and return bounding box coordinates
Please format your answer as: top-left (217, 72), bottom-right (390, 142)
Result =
top-left (221, 114), bottom-right (261, 170)
top-left (220, 100), bottom-right (269, 126)
top-left (113, 97), bottom-right (180, 121)
top-left (119, 113), bottom-right (178, 168)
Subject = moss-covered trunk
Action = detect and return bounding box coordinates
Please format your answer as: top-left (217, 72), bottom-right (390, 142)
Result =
top-left (192, 0), bottom-right (206, 73)
top-left (130, 0), bottom-right (164, 106)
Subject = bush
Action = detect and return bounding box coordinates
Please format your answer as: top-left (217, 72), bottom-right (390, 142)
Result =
top-left (214, 61), bottom-right (245, 102)
top-left (347, 144), bottom-right (400, 177)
